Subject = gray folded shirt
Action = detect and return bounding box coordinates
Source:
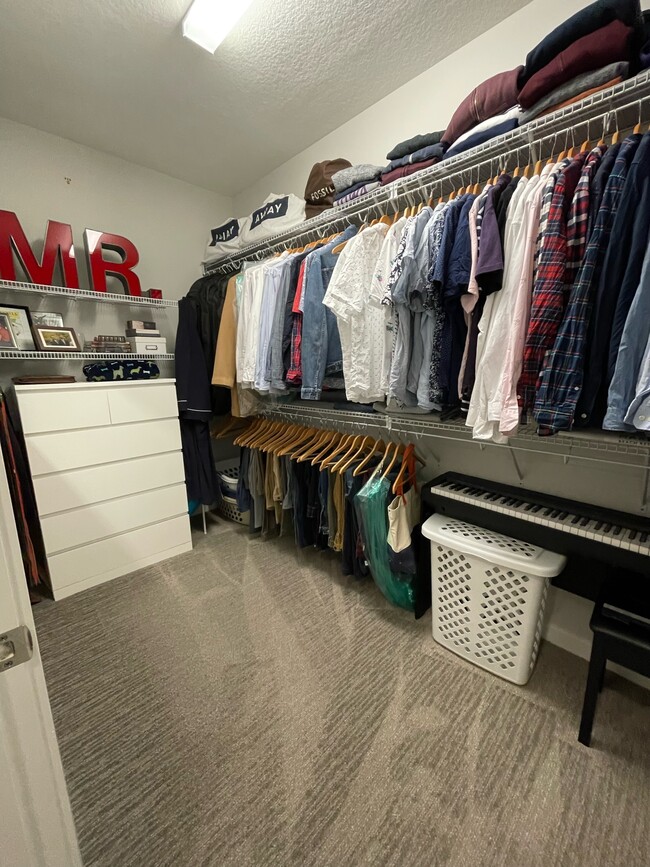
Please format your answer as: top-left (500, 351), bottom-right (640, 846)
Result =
top-left (386, 131), bottom-right (444, 160)
top-left (332, 163), bottom-right (383, 193)
top-left (521, 61), bottom-right (629, 125)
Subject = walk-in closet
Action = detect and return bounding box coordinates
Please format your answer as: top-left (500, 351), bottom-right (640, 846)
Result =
top-left (1, 1), bottom-right (649, 865)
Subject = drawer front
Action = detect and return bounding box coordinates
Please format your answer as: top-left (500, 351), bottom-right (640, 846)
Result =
top-left (33, 452), bottom-right (185, 516)
top-left (41, 484), bottom-right (188, 554)
top-left (108, 384), bottom-right (178, 425)
top-left (17, 389), bottom-right (111, 434)
top-left (48, 515), bottom-right (192, 590)
top-left (25, 418), bottom-right (182, 476)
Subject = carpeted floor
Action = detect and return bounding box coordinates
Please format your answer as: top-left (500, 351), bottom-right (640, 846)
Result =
top-left (34, 518), bottom-right (649, 867)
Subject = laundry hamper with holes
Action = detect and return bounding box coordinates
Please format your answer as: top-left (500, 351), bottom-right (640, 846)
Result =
top-left (422, 514), bottom-right (566, 685)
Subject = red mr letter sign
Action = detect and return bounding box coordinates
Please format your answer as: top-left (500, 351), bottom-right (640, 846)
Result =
top-left (0, 210), bottom-right (142, 296)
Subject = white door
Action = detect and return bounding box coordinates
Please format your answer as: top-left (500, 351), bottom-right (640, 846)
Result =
top-left (0, 456), bottom-right (82, 866)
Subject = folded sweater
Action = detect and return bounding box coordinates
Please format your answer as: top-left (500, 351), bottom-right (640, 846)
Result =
top-left (386, 130), bottom-right (444, 160)
top-left (520, 61), bottom-right (629, 123)
top-left (332, 164), bottom-right (383, 193)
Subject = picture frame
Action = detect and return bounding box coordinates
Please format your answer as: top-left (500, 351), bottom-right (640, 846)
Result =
top-left (32, 324), bottom-right (81, 352)
top-left (31, 311), bottom-right (64, 329)
top-left (0, 312), bottom-right (19, 350)
top-left (0, 303), bottom-right (36, 351)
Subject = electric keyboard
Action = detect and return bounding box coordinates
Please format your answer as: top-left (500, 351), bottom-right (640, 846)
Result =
top-left (424, 472), bottom-right (650, 581)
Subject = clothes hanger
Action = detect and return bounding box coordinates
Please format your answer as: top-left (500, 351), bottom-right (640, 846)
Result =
top-left (278, 426), bottom-right (317, 457)
top-left (381, 442), bottom-right (403, 481)
top-left (241, 419), bottom-right (277, 448)
top-left (294, 429), bottom-right (332, 462)
top-left (333, 435), bottom-right (373, 475)
top-left (234, 417), bottom-right (262, 446)
top-left (391, 443), bottom-right (420, 496)
top-left (330, 434), bottom-right (365, 474)
top-left (379, 213), bottom-right (393, 226)
top-left (310, 430), bottom-right (342, 465)
top-left (353, 439), bottom-right (385, 476)
top-left (261, 421), bottom-right (303, 453)
top-left (319, 434), bottom-right (355, 469)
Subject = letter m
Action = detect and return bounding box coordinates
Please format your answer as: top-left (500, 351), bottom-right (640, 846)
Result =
top-left (0, 210), bottom-right (79, 287)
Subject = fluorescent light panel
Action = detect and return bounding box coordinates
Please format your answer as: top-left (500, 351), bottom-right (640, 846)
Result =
top-left (182, 0), bottom-right (254, 53)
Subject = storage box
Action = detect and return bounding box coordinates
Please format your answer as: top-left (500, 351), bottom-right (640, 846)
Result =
top-left (133, 336), bottom-right (167, 354)
top-left (422, 514), bottom-right (566, 685)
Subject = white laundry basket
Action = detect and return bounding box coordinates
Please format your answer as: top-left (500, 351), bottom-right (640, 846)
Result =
top-left (422, 514), bottom-right (566, 685)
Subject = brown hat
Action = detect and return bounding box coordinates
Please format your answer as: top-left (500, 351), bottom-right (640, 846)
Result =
top-left (304, 158), bottom-right (351, 219)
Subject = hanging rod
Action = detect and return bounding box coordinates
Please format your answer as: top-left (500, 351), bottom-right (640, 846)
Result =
top-left (205, 70), bottom-right (650, 274)
top-left (259, 404), bottom-right (650, 470)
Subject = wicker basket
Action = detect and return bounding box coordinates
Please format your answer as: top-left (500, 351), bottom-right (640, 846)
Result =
top-left (422, 515), bottom-right (565, 685)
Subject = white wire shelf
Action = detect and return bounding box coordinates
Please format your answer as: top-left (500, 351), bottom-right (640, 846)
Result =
top-left (0, 351), bottom-right (174, 361)
top-left (205, 70), bottom-right (650, 274)
top-left (0, 279), bottom-right (179, 308)
top-left (259, 402), bottom-right (650, 470)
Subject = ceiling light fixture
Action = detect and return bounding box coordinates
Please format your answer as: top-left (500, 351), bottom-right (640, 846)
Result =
top-left (182, 0), bottom-right (254, 53)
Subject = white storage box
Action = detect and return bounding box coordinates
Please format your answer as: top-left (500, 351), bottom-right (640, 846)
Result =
top-left (133, 336), bottom-right (167, 354)
top-left (422, 514), bottom-right (566, 685)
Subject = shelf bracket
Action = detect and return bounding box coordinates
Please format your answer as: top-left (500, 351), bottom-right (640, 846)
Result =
top-left (509, 447), bottom-right (524, 482)
top-left (563, 443), bottom-right (573, 466)
top-left (642, 455), bottom-right (650, 512)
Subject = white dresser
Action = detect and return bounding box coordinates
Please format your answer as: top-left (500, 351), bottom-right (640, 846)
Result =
top-left (14, 379), bottom-right (192, 600)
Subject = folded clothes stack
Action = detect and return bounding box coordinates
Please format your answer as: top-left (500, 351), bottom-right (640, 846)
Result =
top-left (520, 61), bottom-right (629, 123)
top-left (438, 0), bottom-right (643, 161)
top-left (379, 132), bottom-right (447, 184)
top-left (332, 164), bottom-right (383, 203)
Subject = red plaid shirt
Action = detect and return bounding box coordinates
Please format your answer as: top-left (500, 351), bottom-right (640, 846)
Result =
top-left (286, 259), bottom-right (308, 385)
top-left (518, 152), bottom-right (589, 413)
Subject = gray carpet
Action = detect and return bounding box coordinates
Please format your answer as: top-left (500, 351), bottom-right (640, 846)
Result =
top-left (34, 517), bottom-right (650, 867)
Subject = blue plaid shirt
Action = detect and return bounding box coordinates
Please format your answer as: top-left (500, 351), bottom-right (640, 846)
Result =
top-left (533, 137), bottom-right (640, 433)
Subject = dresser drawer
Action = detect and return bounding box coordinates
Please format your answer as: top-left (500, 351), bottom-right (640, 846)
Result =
top-left (41, 483), bottom-right (188, 554)
top-left (17, 388), bottom-right (111, 434)
top-left (108, 383), bottom-right (178, 424)
top-left (33, 452), bottom-right (185, 516)
top-left (47, 515), bottom-right (192, 592)
top-left (25, 418), bottom-right (182, 476)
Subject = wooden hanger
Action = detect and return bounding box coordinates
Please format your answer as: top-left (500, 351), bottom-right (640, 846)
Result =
top-left (580, 138), bottom-right (590, 152)
top-left (278, 425), bottom-right (317, 456)
top-left (353, 439), bottom-right (384, 476)
top-left (319, 434), bottom-right (354, 470)
top-left (379, 213), bottom-right (392, 226)
top-left (294, 429), bottom-right (332, 462)
top-left (512, 166), bottom-right (520, 178)
top-left (310, 431), bottom-right (342, 465)
top-left (330, 434), bottom-right (365, 474)
top-left (381, 442), bottom-right (403, 480)
top-left (392, 444), bottom-right (417, 496)
top-left (333, 435), bottom-right (373, 475)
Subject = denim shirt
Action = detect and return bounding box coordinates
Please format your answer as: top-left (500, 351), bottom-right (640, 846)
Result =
top-left (301, 225), bottom-right (357, 399)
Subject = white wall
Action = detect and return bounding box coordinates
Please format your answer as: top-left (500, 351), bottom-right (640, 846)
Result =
top-left (0, 116), bottom-right (232, 300)
top-left (234, 0), bottom-right (647, 214)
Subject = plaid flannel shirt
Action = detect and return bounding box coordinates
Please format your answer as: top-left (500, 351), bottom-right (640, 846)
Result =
top-left (533, 139), bottom-right (639, 432)
top-left (532, 159), bottom-right (569, 284)
top-left (286, 259), bottom-right (308, 385)
top-left (517, 153), bottom-right (588, 413)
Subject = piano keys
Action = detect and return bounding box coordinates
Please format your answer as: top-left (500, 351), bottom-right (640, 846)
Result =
top-left (423, 473), bottom-right (650, 597)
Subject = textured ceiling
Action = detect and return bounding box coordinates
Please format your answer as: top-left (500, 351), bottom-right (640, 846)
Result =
top-left (0, 0), bottom-right (529, 196)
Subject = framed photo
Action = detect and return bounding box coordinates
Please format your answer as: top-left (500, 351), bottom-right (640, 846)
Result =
top-left (33, 325), bottom-right (81, 352)
top-left (31, 311), bottom-right (64, 329)
top-left (0, 313), bottom-right (18, 350)
top-left (0, 303), bottom-right (35, 351)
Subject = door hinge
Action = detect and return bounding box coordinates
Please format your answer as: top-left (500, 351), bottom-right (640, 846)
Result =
top-left (0, 625), bottom-right (33, 672)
